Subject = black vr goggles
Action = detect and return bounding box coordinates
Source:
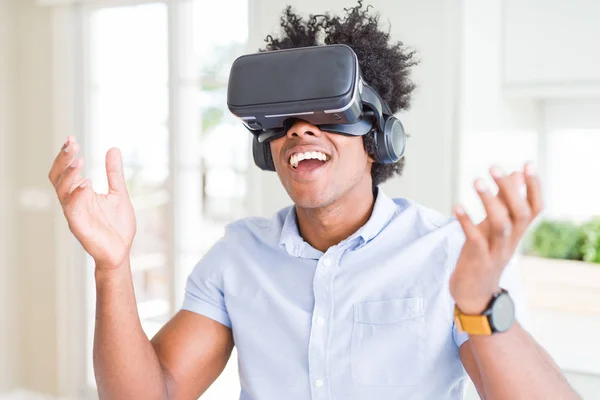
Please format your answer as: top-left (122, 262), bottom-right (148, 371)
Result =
top-left (227, 44), bottom-right (407, 171)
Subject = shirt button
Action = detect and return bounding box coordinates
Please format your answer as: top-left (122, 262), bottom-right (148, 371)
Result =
top-left (316, 316), bottom-right (325, 326)
top-left (315, 378), bottom-right (324, 388)
top-left (323, 257), bottom-right (332, 267)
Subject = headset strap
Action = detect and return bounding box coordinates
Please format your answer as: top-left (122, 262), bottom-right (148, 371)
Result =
top-left (360, 82), bottom-right (394, 133)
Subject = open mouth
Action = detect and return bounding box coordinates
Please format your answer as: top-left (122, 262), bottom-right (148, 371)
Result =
top-left (289, 151), bottom-right (330, 172)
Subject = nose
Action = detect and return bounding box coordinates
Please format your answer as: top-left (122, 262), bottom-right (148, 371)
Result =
top-left (286, 120), bottom-right (322, 140)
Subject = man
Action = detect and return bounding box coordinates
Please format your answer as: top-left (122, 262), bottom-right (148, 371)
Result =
top-left (48, 3), bottom-right (579, 400)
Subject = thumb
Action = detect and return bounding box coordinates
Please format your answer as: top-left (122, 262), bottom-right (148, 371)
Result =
top-left (106, 147), bottom-right (127, 194)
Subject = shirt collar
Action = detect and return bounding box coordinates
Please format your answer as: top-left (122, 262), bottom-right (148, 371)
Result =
top-left (355, 188), bottom-right (398, 247)
top-left (278, 188), bottom-right (398, 257)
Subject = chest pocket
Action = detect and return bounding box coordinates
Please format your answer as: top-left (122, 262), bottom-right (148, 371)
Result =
top-left (351, 297), bottom-right (425, 386)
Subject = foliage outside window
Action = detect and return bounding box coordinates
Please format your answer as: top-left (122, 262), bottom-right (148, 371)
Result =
top-left (525, 219), bottom-right (600, 264)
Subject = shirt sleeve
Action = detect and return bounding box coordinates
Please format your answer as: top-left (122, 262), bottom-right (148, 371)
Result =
top-left (452, 255), bottom-right (531, 348)
top-left (181, 236), bottom-right (233, 328)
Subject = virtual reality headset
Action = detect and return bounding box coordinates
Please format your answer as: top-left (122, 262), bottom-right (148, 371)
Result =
top-left (227, 44), bottom-right (407, 170)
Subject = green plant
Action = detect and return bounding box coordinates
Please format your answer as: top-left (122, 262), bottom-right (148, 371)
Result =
top-left (528, 220), bottom-right (585, 260)
top-left (580, 219), bottom-right (600, 263)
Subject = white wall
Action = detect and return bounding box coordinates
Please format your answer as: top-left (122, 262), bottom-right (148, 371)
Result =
top-left (504, 0), bottom-right (600, 86)
top-left (0, 0), bottom-right (17, 393)
top-left (10, 0), bottom-right (61, 395)
top-left (248, 0), bottom-right (462, 217)
top-left (0, 1), bottom-right (84, 395)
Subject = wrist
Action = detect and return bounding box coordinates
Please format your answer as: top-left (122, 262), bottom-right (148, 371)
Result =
top-left (95, 256), bottom-right (130, 271)
top-left (453, 287), bottom-right (501, 315)
top-left (94, 259), bottom-right (131, 282)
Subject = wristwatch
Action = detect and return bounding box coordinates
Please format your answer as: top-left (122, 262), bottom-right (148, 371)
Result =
top-left (454, 289), bottom-right (515, 335)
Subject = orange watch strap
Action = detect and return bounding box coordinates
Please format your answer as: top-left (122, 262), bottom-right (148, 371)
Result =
top-left (454, 305), bottom-right (492, 335)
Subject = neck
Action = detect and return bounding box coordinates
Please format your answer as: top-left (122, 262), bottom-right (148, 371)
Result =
top-left (295, 181), bottom-right (376, 253)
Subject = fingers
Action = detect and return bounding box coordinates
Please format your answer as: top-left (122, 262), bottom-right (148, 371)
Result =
top-left (474, 178), bottom-right (512, 254)
top-left (50, 136), bottom-right (87, 205)
top-left (105, 148), bottom-right (128, 194)
top-left (63, 178), bottom-right (92, 210)
top-left (474, 164), bottom-right (542, 260)
top-left (48, 136), bottom-right (81, 187)
top-left (491, 166), bottom-right (531, 238)
top-left (56, 157), bottom-right (86, 203)
top-left (524, 163), bottom-right (543, 218)
top-left (508, 171), bottom-right (524, 187)
top-left (455, 205), bottom-right (488, 252)
top-left (496, 172), bottom-right (524, 208)
top-left (49, 137), bottom-right (128, 201)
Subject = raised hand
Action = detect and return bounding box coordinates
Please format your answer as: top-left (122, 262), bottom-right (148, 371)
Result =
top-left (48, 136), bottom-right (136, 270)
top-left (450, 164), bottom-right (542, 314)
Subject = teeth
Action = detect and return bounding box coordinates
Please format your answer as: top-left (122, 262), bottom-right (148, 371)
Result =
top-left (289, 150), bottom-right (329, 169)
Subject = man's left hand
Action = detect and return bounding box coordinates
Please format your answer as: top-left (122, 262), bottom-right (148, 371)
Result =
top-left (449, 164), bottom-right (543, 314)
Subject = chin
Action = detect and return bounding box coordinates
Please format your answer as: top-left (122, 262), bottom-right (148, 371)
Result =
top-left (286, 183), bottom-right (336, 209)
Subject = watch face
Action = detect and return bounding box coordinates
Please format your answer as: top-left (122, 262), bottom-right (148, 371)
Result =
top-left (490, 293), bottom-right (515, 333)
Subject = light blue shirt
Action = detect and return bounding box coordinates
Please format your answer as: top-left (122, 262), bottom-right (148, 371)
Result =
top-left (182, 190), bottom-right (526, 400)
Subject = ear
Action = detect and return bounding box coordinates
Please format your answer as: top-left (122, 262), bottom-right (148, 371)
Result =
top-left (365, 154), bottom-right (375, 180)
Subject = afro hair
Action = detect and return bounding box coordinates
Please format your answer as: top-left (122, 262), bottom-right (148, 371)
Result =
top-left (262, 1), bottom-right (419, 186)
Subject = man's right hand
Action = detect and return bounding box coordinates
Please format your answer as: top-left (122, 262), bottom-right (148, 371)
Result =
top-left (48, 136), bottom-right (136, 270)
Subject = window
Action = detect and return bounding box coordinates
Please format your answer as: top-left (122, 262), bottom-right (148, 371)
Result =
top-left (542, 100), bottom-right (600, 222)
top-left (86, 0), bottom-right (171, 335)
top-left (81, 0), bottom-right (249, 395)
top-left (521, 100), bottom-right (600, 382)
top-left (84, 1), bottom-right (171, 387)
